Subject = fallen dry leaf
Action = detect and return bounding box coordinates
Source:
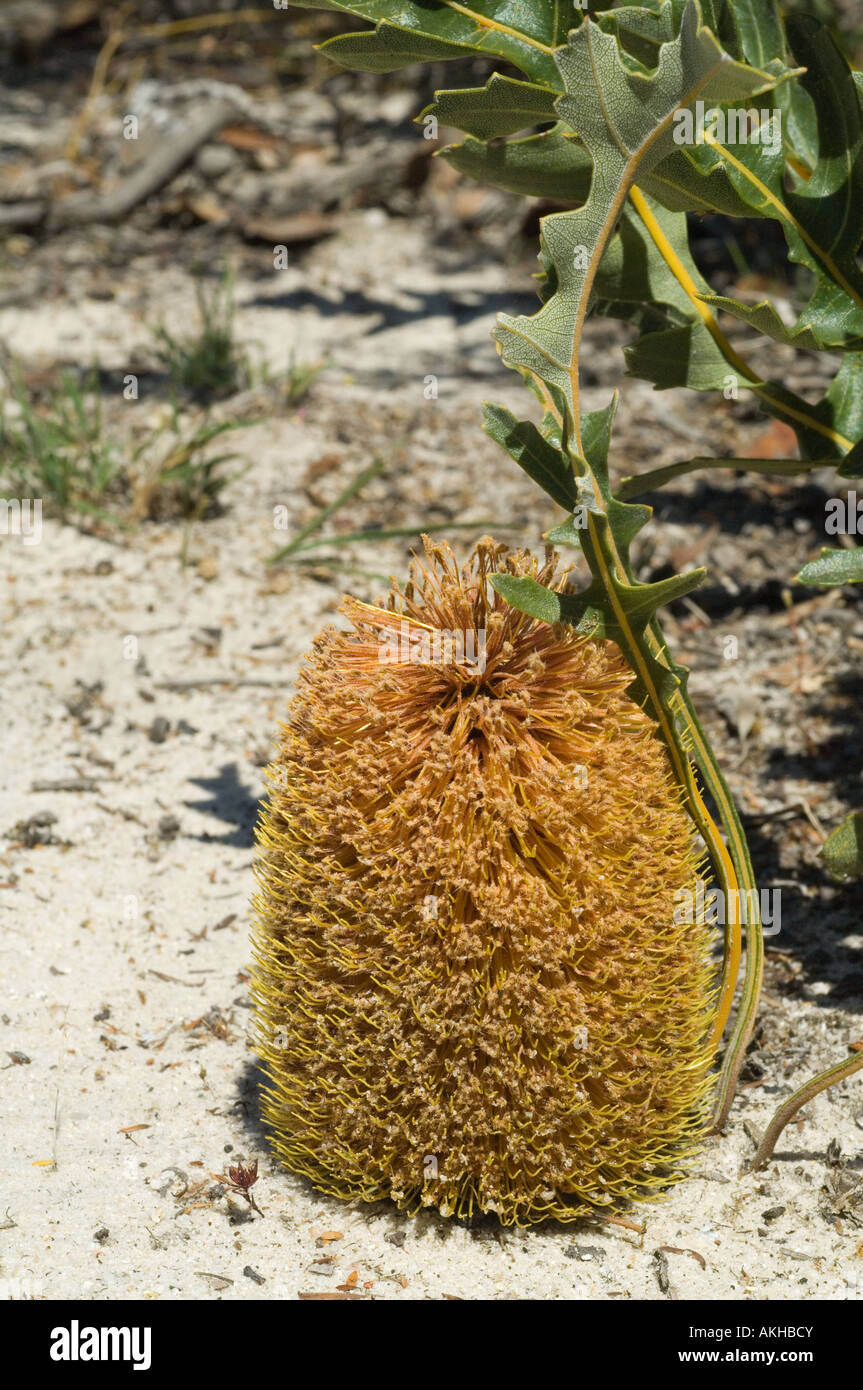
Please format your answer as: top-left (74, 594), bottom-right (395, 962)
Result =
top-left (186, 194), bottom-right (231, 225)
top-left (218, 125), bottom-right (284, 152)
top-left (242, 213), bottom-right (339, 246)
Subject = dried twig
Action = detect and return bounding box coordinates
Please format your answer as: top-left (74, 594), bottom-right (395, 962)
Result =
top-left (31, 778), bottom-right (101, 793)
top-left (50, 101), bottom-right (241, 231)
top-left (65, 8), bottom-right (283, 161)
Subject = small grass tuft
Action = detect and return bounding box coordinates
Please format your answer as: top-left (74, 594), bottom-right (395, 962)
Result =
top-left (0, 358), bottom-right (250, 530)
top-left (131, 404), bottom-right (251, 522)
top-left (0, 366), bottom-right (122, 523)
top-left (151, 267), bottom-right (250, 402)
top-left (283, 353), bottom-right (326, 409)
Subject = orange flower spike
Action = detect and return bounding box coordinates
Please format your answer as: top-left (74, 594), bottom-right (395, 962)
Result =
top-left (251, 538), bottom-right (715, 1225)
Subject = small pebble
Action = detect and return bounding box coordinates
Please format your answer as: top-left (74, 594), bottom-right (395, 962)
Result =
top-left (157, 813), bottom-right (180, 841)
top-left (195, 144), bottom-right (238, 180)
top-left (564, 1244), bottom-right (606, 1262)
top-left (8, 811), bottom-right (58, 847)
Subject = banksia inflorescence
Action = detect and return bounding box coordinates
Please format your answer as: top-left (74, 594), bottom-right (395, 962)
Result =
top-left (251, 539), bottom-right (716, 1225)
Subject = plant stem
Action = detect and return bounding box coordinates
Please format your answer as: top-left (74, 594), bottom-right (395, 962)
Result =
top-left (749, 1046), bottom-right (863, 1170)
top-left (628, 187), bottom-right (855, 456)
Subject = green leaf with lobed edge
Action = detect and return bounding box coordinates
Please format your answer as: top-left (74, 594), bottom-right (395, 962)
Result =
top-left (299, 0), bottom-right (573, 85)
top-left (300, 0), bottom-right (796, 221)
top-left (624, 322), bottom-right (733, 389)
top-left (641, 145), bottom-right (759, 216)
top-left (700, 15), bottom-right (863, 347)
top-left (482, 402), bottom-right (577, 511)
top-left (420, 73), bottom-right (558, 140)
top-left (597, 0), bottom-right (740, 68)
top-left (821, 812), bottom-right (863, 882)
top-left (490, 548), bottom-right (705, 633)
top-left (796, 547), bottom-right (863, 587)
top-left (698, 295), bottom-right (835, 352)
top-left (626, 326), bottom-right (863, 461)
top-left (593, 196), bottom-right (863, 464)
top-left (495, 3), bottom-right (777, 431)
top-left (487, 394), bottom-right (698, 655)
top-left (442, 128), bottom-right (593, 200)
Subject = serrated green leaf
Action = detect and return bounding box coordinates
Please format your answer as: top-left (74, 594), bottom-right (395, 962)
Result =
top-left (699, 294), bottom-right (829, 351)
top-left (421, 73), bottom-right (557, 139)
top-left (489, 563), bottom-right (705, 633)
top-left (594, 2), bottom-right (681, 69)
top-left (796, 547), bottom-right (863, 586)
top-left (595, 195), bottom-right (728, 328)
top-left (611, 566), bottom-right (707, 622)
top-left (625, 321), bottom-right (734, 389)
top-left (311, 1), bottom-right (570, 84)
top-left (642, 145), bottom-right (759, 216)
top-left (442, 127), bottom-right (592, 200)
top-left (595, 0), bottom-right (744, 68)
top-left (821, 811), bottom-right (863, 881)
top-left (482, 403), bottom-right (576, 510)
top-left (701, 15), bottom-right (863, 346)
top-left (320, 23), bottom-right (484, 73)
top-left (496, 3), bottom-right (775, 433)
top-left (595, 0), bottom-right (788, 75)
top-left (612, 192), bottom-right (862, 462)
top-left (488, 572), bottom-right (565, 625)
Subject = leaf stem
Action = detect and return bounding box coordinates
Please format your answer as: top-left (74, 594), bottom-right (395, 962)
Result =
top-left (628, 186), bottom-right (855, 454)
top-left (749, 1046), bottom-right (863, 1169)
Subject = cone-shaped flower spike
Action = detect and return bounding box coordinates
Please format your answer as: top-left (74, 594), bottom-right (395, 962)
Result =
top-left (251, 539), bottom-right (715, 1224)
